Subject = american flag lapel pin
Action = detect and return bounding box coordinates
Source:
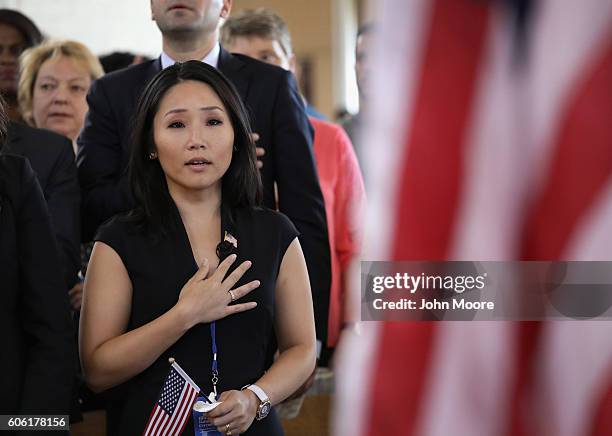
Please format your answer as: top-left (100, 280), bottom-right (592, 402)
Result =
top-left (224, 231), bottom-right (238, 249)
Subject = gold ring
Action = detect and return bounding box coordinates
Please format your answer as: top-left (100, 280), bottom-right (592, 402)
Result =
top-left (228, 289), bottom-right (236, 302)
top-left (226, 423), bottom-right (232, 435)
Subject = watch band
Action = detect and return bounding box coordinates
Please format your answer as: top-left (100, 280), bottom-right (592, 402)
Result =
top-left (243, 384), bottom-right (272, 420)
top-left (245, 384), bottom-right (268, 403)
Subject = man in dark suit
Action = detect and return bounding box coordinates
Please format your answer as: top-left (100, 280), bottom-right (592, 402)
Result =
top-left (0, 98), bottom-right (75, 427)
top-left (77, 0), bottom-right (331, 345)
top-left (2, 122), bottom-right (81, 308)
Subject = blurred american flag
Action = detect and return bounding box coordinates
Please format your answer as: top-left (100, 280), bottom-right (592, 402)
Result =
top-left (334, 0), bottom-right (612, 435)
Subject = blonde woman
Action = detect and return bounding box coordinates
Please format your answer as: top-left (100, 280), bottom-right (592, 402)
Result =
top-left (19, 40), bottom-right (102, 311)
top-left (19, 39), bottom-right (103, 154)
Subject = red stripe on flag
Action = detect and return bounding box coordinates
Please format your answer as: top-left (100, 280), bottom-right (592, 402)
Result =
top-left (151, 406), bottom-right (165, 436)
top-left (365, 0), bottom-right (490, 434)
top-left (365, 323), bottom-right (436, 435)
top-left (176, 388), bottom-right (198, 436)
top-left (158, 384), bottom-right (190, 435)
top-left (521, 35), bottom-right (612, 261)
top-left (392, 0), bottom-right (490, 261)
top-left (513, 32), bottom-right (612, 436)
top-left (168, 385), bottom-right (196, 435)
top-left (144, 403), bottom-right (161, 435)
top-left (590, 367), bottom-right (612, 436)
top-left (153, 412), bottom-right (168, 436)
top-left (155, 411), bottom-right (169, 436)
top-left (165, 384), bottom-right (189, 435)
top-left (505, 321), bottom-right (541, 436)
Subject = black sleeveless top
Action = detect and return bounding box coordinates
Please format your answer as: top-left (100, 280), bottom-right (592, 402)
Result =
top-left (95, 204), bottom-right (298, 435)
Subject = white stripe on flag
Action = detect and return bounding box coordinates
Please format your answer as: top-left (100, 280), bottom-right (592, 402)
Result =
top-left (175, 388), bottom-right (198, 434)
top-left (144, 405), bottom-right (162, 436)
top-left (361, 0), bottom-right (432, 260)
top-left (533, 322), bottom-right (612, 436)
top-left (448, 4), bottom-right (525, 261)
top-left (418, 5), bottom-right (521, 435)
top-left (525, 0), bottom-right (612, 190)
top-left (523, 0), bottom-right (612, 434)
top-left (153, 412), bottom-right (169, 436)
top-left (566, 180), bottom-right (612, 260)
top-left (336, 1), bottom-right (432, 435)
top-left (416, 322), bottom-right (515, 436)
top-left (333, 323), bottom-right (381, 436)
top-left (167, 383), bottom-right (195, 435)
top-left (152, 406), bottom-right (167, 436)
top-left (164, 383), bottom-right (189, 435)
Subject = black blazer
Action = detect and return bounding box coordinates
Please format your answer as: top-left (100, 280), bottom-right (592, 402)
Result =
top-left (2, 122), bottom-right (80, 289)
top-left (77, 48), bottom-right (331, 341)
top-left (0, 154), bottom-right (75, 423)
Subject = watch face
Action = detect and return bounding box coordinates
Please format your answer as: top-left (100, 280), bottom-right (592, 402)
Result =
top-left (258, 401), bottom-right (271, 419)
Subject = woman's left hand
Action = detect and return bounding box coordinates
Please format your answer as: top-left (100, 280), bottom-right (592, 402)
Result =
top-left (69, 282), bottom-right (84, 311)
top-left (207, 389), bottom-right (259, 435)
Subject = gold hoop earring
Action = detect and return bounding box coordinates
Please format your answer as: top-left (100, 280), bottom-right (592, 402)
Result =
top-left (148, 151), bottom-right (158, 160)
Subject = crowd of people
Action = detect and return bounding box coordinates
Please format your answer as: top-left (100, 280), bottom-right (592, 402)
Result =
top-left (0, 2), bottom-right (366, 435)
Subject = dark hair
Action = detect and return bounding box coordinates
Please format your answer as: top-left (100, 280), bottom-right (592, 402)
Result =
top-left (128, 60), bottom-right (262, 235)
top-left (99, 51), bottom-right (152, 74)
top-left (0, 9), bottom-right (43, 48)
top-left (357, 23), bottom-right (376, 39)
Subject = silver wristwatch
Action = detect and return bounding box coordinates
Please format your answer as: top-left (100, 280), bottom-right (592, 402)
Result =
top-left (243, 384), bottom-right (271, 420)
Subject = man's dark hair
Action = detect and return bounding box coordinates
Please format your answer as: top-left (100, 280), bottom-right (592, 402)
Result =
top-left (99, 52), bottom-right (136, 73)
top-left (99, 51), bottom-right (152, 74)
top-left (128, 60), bottom-right (262, 234)
top-left (357, 22), bottom-right (375, 39)
top-left (357, 22), bottom-right (378, 38)
top-left (0, 9), bottom-right (43, 48)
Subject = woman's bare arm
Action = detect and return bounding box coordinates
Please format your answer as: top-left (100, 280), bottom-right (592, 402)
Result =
top-left (250, 238), bottom-right (317, 404)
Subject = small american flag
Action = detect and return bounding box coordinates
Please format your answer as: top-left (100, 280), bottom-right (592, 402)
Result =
top-left (143, 361), bottom-right (200, 436)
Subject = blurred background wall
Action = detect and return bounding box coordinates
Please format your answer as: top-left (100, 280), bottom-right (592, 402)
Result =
top-left (1, 0), bottom-right (373, 119)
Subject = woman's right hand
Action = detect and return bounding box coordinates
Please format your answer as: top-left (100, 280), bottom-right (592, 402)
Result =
top-left (176, 254), bottom-right (259, 328)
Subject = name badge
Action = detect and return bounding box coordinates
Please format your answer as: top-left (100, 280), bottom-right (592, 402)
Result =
top-left (192, 395), bottom-right (223, 436)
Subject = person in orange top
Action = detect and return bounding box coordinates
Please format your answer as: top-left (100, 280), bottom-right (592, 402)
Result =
top-left (308, 118), bottom-right (366, 347)
top-left (221, 8), bottom-right (366, 350)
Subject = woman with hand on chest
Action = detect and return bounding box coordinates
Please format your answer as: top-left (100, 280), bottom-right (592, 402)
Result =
top-left (79, 61), bottom-right (316, 436)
